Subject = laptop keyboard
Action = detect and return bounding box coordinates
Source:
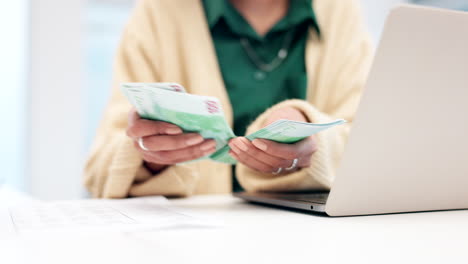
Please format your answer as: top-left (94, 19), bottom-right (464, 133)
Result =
top-left (276, 192), bottom-right (329, 204)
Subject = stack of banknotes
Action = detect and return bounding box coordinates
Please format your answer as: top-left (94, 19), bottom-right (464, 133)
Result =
top-left (121, 83), bottom-right (346, 164)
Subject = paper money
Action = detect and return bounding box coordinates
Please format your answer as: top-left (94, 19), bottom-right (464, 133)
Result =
top-left (121, 83), bottom-right (346, 164)
top-left (122, 83), bottom-right (187, 93)
top-left (121, 83), bottom-right (235, 161)
top-left (211, 119), bottom-right (346, 163)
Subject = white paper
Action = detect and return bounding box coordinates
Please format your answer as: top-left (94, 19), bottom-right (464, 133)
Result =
top-left (2, 196), bottom-right (217, 237)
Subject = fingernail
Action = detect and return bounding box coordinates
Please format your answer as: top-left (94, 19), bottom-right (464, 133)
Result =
top-left (166, 127), bottom-right (182, 135)
top-left (201, 141), bottom-right (217, 151)
top-left (234, 140), bottom-right (248, 152)
top-left (252, 140), bottom-right (267, 151)
top-left (186, 135), bottom-right (203, 146)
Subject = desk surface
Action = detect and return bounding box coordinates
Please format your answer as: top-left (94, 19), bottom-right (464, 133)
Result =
top-left (2, 191), bottom-right (468, 264)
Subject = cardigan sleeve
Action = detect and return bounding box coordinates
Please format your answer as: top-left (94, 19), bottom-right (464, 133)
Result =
top-left (236, 0), bottom-right (374, 192)
top-left (83, 1), bottom-right (201, 198)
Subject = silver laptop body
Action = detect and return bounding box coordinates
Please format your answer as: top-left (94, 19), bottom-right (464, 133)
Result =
top-left (235, 5), bottom-right (468, 216)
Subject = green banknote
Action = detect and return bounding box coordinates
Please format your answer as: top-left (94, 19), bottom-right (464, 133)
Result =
top-left (121, 83), bottom-right (346, 164)
top-left (121, 83), bottom-right (235, 163)
top-left (210, 119), bottom-right (346, 163)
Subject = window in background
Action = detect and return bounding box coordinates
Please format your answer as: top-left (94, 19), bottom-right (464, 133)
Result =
top-left (410, 0), bottom-right (468, 10)
top-left (85, 0), bottom-right (135, 149)
top-left (361, 0), bottom-right (468, 44)
top-left (0, 1), bottom-right (28, 189)
top-left (360, 0), bottom-right (408, 43)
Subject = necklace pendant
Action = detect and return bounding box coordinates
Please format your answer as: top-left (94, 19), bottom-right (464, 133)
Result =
top-left (278, 49), bottom-right (287, 59)
top-left (254, 71), bottom-right (266, 80)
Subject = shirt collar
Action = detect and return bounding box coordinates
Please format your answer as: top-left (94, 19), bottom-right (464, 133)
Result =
top-left (203, 0), bottom-right (226, 28)
top-left (203, 0), bottom-right (320, 35)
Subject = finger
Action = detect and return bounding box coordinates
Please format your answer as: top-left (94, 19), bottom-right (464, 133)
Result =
top-left (138, 133), bottom-right (205, 151)
top-left (140, 140), bottom-right (217, 164)
top-left (230, 145), bottom-right (309, 173)
top-left (251, 136), bottom-right (317, 160)
top-left (229, 149), bottom-right (275, 174)
top-left (229, 137), bottom-right (291, 168)
top-left (159, 140), bottom-right (217, 164)
top-left (127, 116), bottom-right (182, 139)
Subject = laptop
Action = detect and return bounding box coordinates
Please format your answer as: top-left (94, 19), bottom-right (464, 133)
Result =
top-left (234, 5), bottom-right (468, 216)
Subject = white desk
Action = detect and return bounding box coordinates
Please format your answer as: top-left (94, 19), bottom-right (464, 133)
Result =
top-left (1, 190), bottom-right (468, 264)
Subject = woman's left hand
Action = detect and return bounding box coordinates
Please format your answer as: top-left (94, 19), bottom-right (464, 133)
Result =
top-left (228, 107), bottom-right (318, 174)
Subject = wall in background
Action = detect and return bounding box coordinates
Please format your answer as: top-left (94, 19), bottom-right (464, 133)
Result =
top-left (28, 0), bottom-right (86, 199)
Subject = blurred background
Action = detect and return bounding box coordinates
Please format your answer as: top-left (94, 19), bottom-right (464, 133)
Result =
top-left (1, 0), bottom-right (467, 200)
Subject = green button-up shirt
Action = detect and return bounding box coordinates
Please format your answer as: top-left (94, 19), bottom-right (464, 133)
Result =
top-left (202, 0), bottom-right (319, 191)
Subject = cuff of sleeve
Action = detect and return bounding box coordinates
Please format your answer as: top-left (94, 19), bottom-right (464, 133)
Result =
top-left (102, 134), bottom-right (200, 198)
top-left (236, 99), bottom-right (340, 192)
top-left (103, 133), bottom-right (143, 198)
top-left (129, 163), bottom-right (200, 197)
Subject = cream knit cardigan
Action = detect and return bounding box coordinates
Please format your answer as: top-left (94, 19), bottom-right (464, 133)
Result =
top-left (84, 0), bottom-right (373, 198)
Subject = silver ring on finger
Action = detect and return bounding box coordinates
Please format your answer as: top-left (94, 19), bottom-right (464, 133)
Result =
top-left (285, 158), bottom-right (299, 171)
top-left (272, 167), bottom-right (283, 175)
top-left (138, 137), bottom-right (150, 151)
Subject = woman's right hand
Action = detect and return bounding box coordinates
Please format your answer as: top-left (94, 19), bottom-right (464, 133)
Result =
top-left (126, 109), bottom-right (217, 173)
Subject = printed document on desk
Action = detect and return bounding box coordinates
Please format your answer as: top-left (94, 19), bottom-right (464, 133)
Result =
top-left (0, 196), bottom-right (218, 238)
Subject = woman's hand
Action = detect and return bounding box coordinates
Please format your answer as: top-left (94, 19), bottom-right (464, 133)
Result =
top-left (229, 107), bottom-right (318, 174)
top-left (126, 109), bottom-right (217, 173)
